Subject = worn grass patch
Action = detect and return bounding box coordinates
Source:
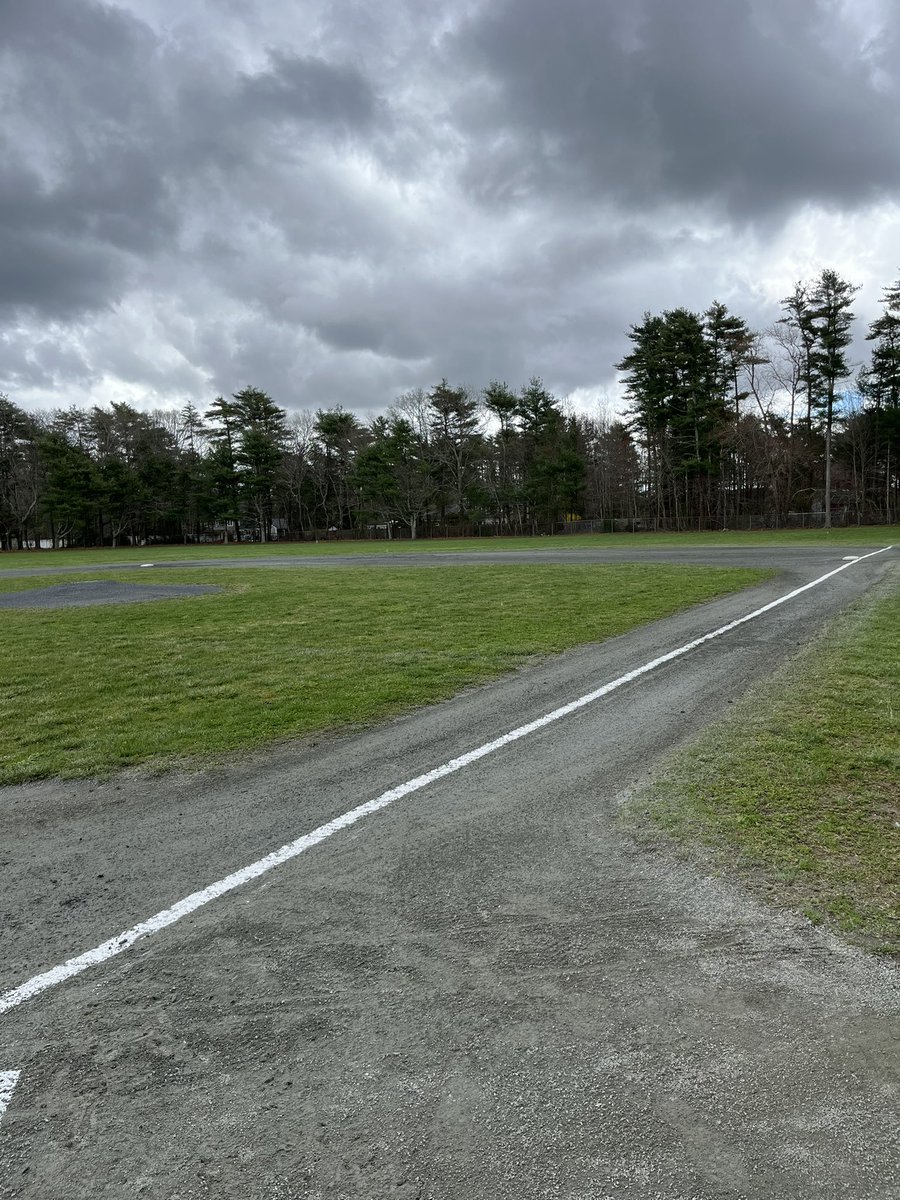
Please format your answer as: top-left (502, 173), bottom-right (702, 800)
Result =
top-left (0, 563), bottom-right (765, 784)
top-left (0, 524), bottom-right (897, 569)
top-left (629, 570), bottom-right (900, 954)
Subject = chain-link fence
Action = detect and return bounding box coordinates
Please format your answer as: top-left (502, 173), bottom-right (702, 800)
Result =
top-left (557, 511), bottom-right (860, 534)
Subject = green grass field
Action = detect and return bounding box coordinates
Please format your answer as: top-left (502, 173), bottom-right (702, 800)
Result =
top-left (630, 570), bottom-right (900, 954)
top-left (0, 524), bottom-right (897, 569)
top-left (0, 563), bottom-right (767, 784)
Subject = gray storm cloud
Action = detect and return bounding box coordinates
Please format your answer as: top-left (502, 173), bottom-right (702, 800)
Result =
top-left (1, 0), bottom-right (897, 412)
top-left (452, 0), bottom-right (899, 217)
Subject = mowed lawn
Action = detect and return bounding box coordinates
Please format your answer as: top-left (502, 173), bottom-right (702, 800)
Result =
top-left (635, 572), bottom-right (900, 954)
top-left (0, 563), bottom-right (766, 783)
top-left (0, 523), bottom-right (897, 569)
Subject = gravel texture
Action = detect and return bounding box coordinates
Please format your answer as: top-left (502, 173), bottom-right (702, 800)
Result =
top-left (0, 581), bottom-right (222, 609)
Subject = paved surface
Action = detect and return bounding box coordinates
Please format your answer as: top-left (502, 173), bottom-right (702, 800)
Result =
top-left (0, 543), bottom-right (887, 578)
top-left (0, 582), bottom-right (221, 609)
top-left (0, 546), bottom-right (897, 1198)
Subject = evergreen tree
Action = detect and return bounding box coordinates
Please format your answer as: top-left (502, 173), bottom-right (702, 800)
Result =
top-left (483, 381), bottom-right (522, 532)
top-left (230, 387), bottom-right (288, 541)
top-left (810, 269), bottom-right (859, 526)
top-left (354, 416), bottom-right (435, 539)
top-left (618, 310), bottom-right (722, 528)
top-left (175, 403), bottom-right (210, 542)
top-left (704, 302), bottom-right (753, 417)
top-left (0, 396), bottom-right (42, 550)
top-left (860, 274), bottom-right (900, 521)
top-left (704, 302), bottom-right (754, 521)
top-left (427, 379), bottom-right (482, 523)
top-left (515, 378), bottom-right (583, 529)
top-left (37, 430), bottom-right (99, 548)
top-left (617, 313), bottom-right (675, 523)
top-left (312, 408), bottom-right (366, 533)
top-left (203, 395), bottom-right (244, 540)
top-left (779, 283), bottom-right (822, 434)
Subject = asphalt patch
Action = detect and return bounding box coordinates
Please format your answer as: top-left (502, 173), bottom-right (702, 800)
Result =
top-left (0, 580), bottom-right (222, 609)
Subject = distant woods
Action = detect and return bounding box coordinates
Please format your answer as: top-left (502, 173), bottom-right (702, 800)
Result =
top-left (1, 268), bottom-right (898, 549)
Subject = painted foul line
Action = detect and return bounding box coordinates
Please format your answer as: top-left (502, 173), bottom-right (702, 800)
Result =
top-left (0, 1072), bottom-right (20, 1121)
top-left (0, 546), bottom-right (892, 1019)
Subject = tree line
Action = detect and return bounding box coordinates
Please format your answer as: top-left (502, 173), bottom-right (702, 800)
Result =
top-left (1, 268), bottom-right (897, 549)
top-left (618, 269), bottom-right (898, 531)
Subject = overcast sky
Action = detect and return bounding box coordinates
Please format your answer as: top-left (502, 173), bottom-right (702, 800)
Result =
top-left (2, 0), bottom-right (899, 420)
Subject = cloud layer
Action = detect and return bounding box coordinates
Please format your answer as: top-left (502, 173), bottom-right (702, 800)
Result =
top-left (2, 0), bottom-right (898, 415)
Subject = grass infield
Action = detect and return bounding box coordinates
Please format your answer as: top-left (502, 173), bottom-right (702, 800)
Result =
top-left (0, 524), bottom-right (897, 569)
top-left (630, 569), bottom-right (899, 955)
top-left (0, 563), bottom-right (766, 784)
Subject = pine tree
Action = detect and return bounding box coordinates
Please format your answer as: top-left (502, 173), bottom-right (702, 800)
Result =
top-left (779, 283), bottom-right (822, 434)
top-left (230, 387), bottom-right (288, 541)
top-left (704, 302), bottom-right (754, 521)
top-left (37, 429), bottom-right (99, 548)
top-left (810, 269), bottom-right (859, 527)
top-left (483, 381), bottom-right (522, 532)
top-left (618, 310), bottom-right (723, 528)
top-left (0, 396), bottom-right (42, 550)
top-left (354, 416), bottom-right (434, 540)
top-left (427, 380), bottom-right (481, 524)
top-left (203, 396), bottom-right (243, 541)
top-left (861, 274), bottom-right (900, 520)
top-left (515, 378), bottom-right (583, 530)
top-left (312, 408), bottom-right (366, 533)
top-left (618, 313), bottom-right (679, 524)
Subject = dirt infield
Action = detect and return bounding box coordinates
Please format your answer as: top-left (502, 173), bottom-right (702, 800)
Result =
top-left (0, 581), bottom-right (222, 609)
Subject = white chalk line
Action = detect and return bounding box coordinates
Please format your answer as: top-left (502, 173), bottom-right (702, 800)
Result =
top-left (0, 545), bottom-right (892, 1018)
top-left (0, 1071), bottom-right (21, 1120)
